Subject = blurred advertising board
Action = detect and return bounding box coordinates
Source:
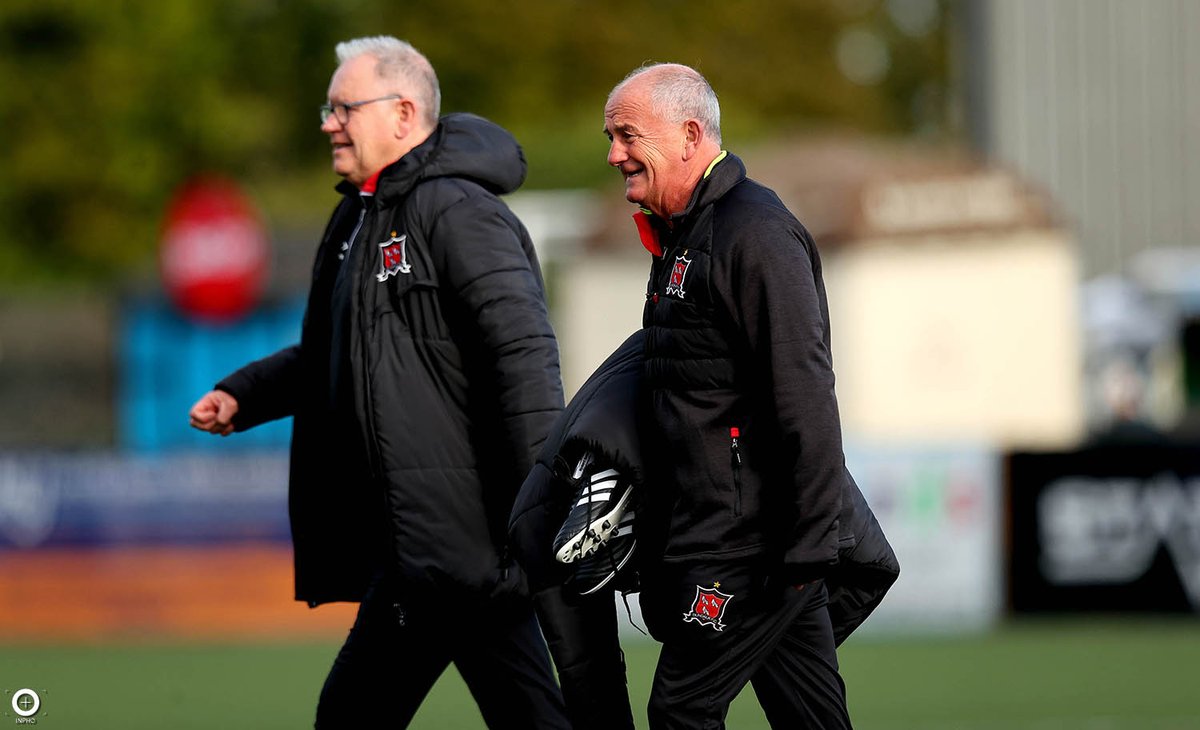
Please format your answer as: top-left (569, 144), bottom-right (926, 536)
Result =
top-left (1009, 446), bottom-right (1200, 613)
top-left (0, 453), bottom-right (338, 640)
top-left (0, 453), bottom-right (289, 550)
top-left (843, 445), bottom-right (1003, 634)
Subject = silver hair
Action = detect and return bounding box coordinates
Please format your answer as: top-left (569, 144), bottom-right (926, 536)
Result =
top-left (611, 63), bottom-right (722, 145)
top-left (335, 36), bottom-right (441, 128)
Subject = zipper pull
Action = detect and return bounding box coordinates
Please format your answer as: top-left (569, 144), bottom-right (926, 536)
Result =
top-left (730, 427), bottom-right (744, 517)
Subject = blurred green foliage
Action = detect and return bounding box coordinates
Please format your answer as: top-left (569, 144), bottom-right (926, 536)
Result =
top-left (0, 0), bottom-right (949, 286)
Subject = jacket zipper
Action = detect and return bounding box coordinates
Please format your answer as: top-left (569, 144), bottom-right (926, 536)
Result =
top-left (354, 203), bottom-right (392, 543)
top-left (647, 247), bottom-right (664, 304)
top-left (354, 199), bottom-right (384, 475)
top-left (729, 427), bottom-right (743, 516)
top-left (306, 200), bottom-right (385, 610)
top-left (356, 206), bottom-right (410, 625)
top-left (342, 204), bottom-right (367, 260)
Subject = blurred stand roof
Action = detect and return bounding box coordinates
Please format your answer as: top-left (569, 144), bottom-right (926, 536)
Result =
top-left (579, 135), bottom-right (1063, 253)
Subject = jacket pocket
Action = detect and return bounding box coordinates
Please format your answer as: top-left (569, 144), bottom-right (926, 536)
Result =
top-left (729, 426), bottom-right (743, 517)
top-left (374, 277), bottom-right (450, 341)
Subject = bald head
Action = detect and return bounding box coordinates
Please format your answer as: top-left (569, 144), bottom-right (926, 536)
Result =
top-left (609, 63), bottom-right (722, 146)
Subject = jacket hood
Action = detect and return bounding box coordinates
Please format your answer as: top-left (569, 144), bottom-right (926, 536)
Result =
top-left (427, 112), bottom-right (527, 194)
top-left (398, 112), bottom-right (529, 197)
top-left (343, 113), bottom-right (527, 203)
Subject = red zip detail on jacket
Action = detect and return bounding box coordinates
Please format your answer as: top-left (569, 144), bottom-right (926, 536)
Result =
top-left (730, 427), bottom-right (743, 516)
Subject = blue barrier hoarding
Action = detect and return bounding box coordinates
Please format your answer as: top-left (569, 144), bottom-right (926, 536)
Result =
top-left (0, 453), bottom-right (290, 550)
top-left (119, 297), bottom-right (305, 453)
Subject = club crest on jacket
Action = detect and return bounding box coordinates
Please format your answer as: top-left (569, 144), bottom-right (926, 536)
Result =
top-left (377, 231), bottom-right (412, 281)
top-left (665, 254), bottom-right (692, 299)
top-left (682, 583), bottom-right (733, 631)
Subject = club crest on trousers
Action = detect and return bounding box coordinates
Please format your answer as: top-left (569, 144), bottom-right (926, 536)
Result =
top-left (377, 231), bottom-right (413, 281)
top-left (683, 583), bottom-right (733, 631)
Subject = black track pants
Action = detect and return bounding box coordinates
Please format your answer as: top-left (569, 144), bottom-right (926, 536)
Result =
top-left (315, 573), bottom-right (570, 729)
top-left (640, 560), bottom-right (851, 730)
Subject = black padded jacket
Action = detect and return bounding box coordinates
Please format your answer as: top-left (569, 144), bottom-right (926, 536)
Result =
top-left (217, 113), bottom-right (563, 607)
top-left (638, 152), bottom-right (847, 585)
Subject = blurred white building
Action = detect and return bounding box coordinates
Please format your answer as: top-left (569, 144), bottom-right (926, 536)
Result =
top-left (519, 137), bottom-right (1085, 451)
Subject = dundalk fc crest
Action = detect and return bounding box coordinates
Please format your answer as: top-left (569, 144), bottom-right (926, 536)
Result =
top-left (377, 231), bottom-right (412, 281)
top-left (682, 582), bottom-right (733, 631)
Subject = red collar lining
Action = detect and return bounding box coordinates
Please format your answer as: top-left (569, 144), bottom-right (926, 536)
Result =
top-left (359, 169), bottom-right (382, 194)
top-left (633, 211), bottom-right (662, 257)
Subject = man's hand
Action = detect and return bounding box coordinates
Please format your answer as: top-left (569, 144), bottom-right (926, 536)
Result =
top-left (189, 390), bottom-right (240, 436)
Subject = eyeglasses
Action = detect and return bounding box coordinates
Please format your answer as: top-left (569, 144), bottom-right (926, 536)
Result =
top-left (319, 94), bottom-right (404, 125)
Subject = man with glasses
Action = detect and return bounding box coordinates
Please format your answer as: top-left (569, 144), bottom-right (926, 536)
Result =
top-left (188, 36), bottom-right (569, 728)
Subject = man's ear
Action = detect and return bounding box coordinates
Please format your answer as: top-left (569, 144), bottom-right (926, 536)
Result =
top-left (682, 119), bottom-right (704, 161)
top-left (395, 98), bottom-right (419, 138)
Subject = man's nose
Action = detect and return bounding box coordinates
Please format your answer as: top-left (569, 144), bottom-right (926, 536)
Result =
top-left (321, 114), bottom-right (343, 134)
top-left (607, 140), bottom-right (626, 167)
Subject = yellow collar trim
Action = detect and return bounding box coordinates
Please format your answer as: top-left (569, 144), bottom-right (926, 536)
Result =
top-left (703, 150), bottom-right (729, 179)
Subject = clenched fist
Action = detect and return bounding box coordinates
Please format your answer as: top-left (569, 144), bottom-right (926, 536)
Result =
top-left (189, 390), bottom-right (240, 436)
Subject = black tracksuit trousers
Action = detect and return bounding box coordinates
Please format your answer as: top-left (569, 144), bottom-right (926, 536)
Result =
top-left (640, 559), bottom-right (852, 730)
top-left (315, 572), bottom-right (570, 729)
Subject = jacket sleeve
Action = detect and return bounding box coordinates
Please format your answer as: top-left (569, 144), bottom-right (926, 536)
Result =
top-left (716, 211), bottom-right (843, 583)
top-left (217, 197), bottom-right (348, 433)
top-left (215, 344), bottom-right (302, 431)
top-left (431, 194), bottom-right (565, 492)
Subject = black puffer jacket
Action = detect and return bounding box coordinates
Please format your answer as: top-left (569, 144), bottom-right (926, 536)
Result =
top-left (638, 152), bottom-right (845, 584)
top-left (511, 331), bottom-right (647, 595)
top-left (218, 113), bottom-right (563, 607)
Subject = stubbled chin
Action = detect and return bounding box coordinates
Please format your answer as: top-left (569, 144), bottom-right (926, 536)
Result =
top-left (624, 178), bottom-right (645, 203)
top-left (332, 151), bottom-right (353, 176)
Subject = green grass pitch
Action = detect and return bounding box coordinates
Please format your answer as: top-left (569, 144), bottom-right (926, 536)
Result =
top-left (3, 619), bottom-right (1199, 729)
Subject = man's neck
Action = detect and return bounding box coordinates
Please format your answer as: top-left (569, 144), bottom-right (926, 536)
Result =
top-left (662, 148), bottom-right (725, 225)
top-left (356, 126), bottom-right (437, 193)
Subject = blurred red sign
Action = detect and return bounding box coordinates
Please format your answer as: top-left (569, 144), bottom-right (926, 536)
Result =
top-left (160, 177), bottom-right (269, 322)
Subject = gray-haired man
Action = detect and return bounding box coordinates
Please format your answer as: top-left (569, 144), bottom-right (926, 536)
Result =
top-left (603, 62), bottom-right (858, 729)
top-left (190, 36), bottom-right (569, 728)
